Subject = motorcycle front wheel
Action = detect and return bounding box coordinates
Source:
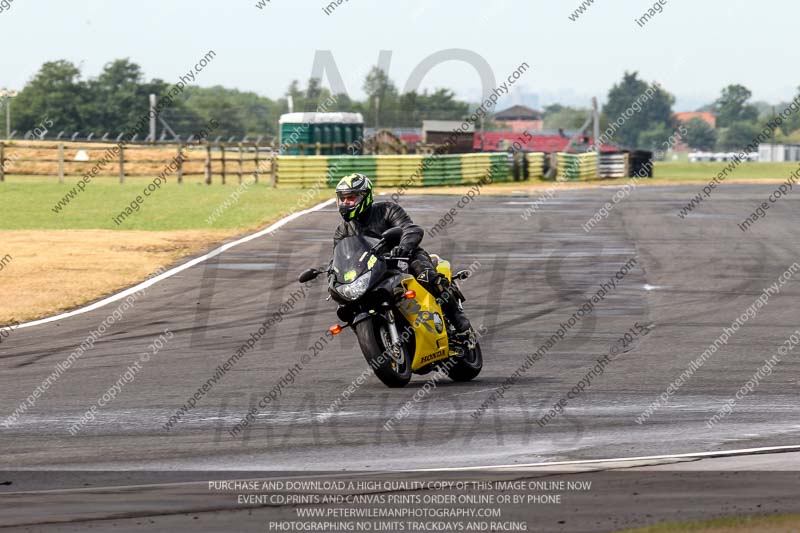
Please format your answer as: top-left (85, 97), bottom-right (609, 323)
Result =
top-left (446, 341), bottom-right (483, 382)
top-left (354, 315), bottom-right (412, 388)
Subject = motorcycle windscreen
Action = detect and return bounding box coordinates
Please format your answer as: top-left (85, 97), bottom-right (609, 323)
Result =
top-left (331, 235), bottom-right (380, 284)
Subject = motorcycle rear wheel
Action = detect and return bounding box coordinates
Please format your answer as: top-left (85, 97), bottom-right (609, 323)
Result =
top-left (354, 316), bottom-right (412, 388)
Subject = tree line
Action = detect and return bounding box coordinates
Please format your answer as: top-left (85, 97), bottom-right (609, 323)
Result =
top-left (7, 59), bottom-right (470, 141)
top-left (8, 58), bottom-right (800, 153)
top-left (552, 72), bottom-right (800, 152)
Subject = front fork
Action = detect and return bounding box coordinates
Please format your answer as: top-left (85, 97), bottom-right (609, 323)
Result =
top-left (384, 308), bottom-right (402, 347)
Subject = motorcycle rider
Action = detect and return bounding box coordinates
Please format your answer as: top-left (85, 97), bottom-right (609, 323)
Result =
top-left (332, 173), bottom-right (472, 337)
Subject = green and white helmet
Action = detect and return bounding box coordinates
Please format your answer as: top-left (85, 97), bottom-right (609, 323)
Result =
top-left (335, 173), bottom-right (374, 221)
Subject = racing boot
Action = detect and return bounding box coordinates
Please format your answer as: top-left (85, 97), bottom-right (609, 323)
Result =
top-left (435, 277), bottom-right (472, 336)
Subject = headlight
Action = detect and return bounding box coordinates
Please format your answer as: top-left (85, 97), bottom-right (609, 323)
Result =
top-left (336, 271), bottom-right (372, 300)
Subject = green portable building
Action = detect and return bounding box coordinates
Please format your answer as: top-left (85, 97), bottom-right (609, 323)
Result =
top-left (278, 112), bottom-right (364, 155)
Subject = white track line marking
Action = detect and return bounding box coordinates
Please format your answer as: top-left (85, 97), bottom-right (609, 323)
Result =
top-left (15, 199), bottom-right (336, 330)
top-left (5, 445), bottom-right (800, 496)
top-left (404, 443), bottom-right (800, 472)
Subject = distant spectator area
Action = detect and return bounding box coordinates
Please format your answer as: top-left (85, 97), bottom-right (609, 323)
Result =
top-left (477, 132), bottom-right (617, 153)
top-left (493, 105), bottom-right (544, 133)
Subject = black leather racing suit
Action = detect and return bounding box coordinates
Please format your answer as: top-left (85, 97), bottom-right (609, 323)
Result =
top-left (332, 202), bottom-right (471, 332)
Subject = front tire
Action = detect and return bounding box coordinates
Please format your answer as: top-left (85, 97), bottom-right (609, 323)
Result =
top-left (354, 315), bottom-right (412, 388)
top-left (447, 341), bottom-right (483, 382)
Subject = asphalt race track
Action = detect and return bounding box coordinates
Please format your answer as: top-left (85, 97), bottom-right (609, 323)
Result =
top-left (2, 183), bottom-right (799, 530)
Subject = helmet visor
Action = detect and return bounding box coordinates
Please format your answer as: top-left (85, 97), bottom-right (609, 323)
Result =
top-left (336, 190), bottom-right (366, 209)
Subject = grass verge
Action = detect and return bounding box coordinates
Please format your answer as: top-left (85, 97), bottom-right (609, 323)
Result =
top-left (0, 180), bottom-right (327, 324)
top-left (0, 179), bottom-right (325, 230)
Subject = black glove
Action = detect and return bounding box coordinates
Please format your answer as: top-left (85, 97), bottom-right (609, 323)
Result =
top-left (391, 245), bottom-right (409, 258)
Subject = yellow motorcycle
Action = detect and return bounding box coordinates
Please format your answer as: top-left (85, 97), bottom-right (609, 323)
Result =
top-left (298, 227), bottom-right (482, 388)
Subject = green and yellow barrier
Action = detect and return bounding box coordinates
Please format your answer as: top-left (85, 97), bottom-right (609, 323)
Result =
top-left (327, 155), bottom-right (377, 187)
top-left (273, 156), bottom-right (330, 187)
top-left (553, 152), bottom-right (598, 181)
top-left (526, 152), bottom-right (545, 180)
top-left (275, 153), bottom-right (529, 188)
top-left (374, 155), bottom-right (425, 187)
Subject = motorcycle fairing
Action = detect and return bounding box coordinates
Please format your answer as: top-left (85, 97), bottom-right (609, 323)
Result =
top-left (397, 277), bottom-right (450, 371)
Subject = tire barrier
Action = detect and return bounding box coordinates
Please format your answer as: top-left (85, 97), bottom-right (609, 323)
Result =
top-left (526, 152), bottom-right (546, 180)
top-left (551, 152), bottom-right (599, 181)
top-left (272, 156), bottom-right (330, 187)
top-left (275, 153), bottom-right (530, 188)
top-left (598, 153), bottom-right (630, 179)
top-left (629, 150), bottom-right (654, 178)
top-left (421, 154), bottom-right (467, 186)
top-left (327, 155), bottom-right (378, 187)
top-left (460, 153), bottom-right (495, 184)
top-left (374, 155), bottom-right (424, 187)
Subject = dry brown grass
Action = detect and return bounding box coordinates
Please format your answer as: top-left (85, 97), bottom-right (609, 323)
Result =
top-left (0, 229), bottom-right (238, 325)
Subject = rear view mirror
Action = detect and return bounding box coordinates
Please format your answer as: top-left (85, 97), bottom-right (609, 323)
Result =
top-left (381, 227), bottom-right (403, 246)
top-left (298, 269), bottom-right (320, 283)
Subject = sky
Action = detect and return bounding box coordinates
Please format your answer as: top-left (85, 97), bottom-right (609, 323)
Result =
top-left (0, 0), bottom-right (796, 112)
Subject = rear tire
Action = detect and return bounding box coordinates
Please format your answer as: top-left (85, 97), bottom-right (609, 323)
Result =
top-left (446, 341), bottom-right (483, 382)
top-left (354, 315), bottom-right (412, 388)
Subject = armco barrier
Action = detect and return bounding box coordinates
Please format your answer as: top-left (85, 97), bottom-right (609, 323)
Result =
top-left (598, 153), bottom-right (630, 179)
top-left (553, 152), bottom-right (598, 181)
top-left (275, 153), bottom-right (521, 188)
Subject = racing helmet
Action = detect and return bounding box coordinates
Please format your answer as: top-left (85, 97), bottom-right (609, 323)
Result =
top-left (335, 173), bottom-right (374, 221)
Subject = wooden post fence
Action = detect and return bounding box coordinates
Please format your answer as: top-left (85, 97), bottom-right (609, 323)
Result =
top-left (176, 143), bottom-right (184, 184)
top-left (220, 144), bottom-right (226, 185)
top-left (237, 143), bottom-right (244, 185)
top-left (204, 145), bottom-right (212, 185)
top-left (253, 144), bottom-right (260, 184)
top-left (118, 145), bottom-right (125, 183)
top-left (0, 142), bottom-right (5, 182)
top-left (0, 139), bottom-right (289, 184)
top-left (57, 143), bottom-right (64, 183)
